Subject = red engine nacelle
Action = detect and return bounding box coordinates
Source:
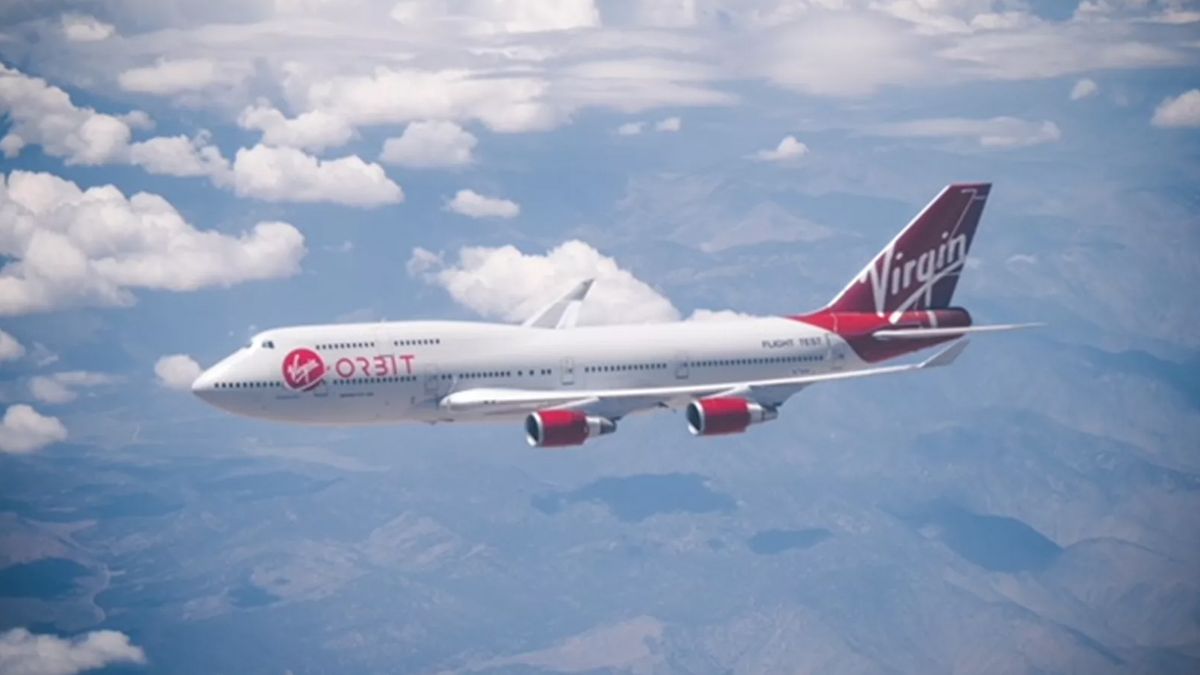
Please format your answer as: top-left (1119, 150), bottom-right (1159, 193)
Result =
top-left (525, 410), bottom-right (616, 448)
top-left (686, 397), bottom-right (777, 436)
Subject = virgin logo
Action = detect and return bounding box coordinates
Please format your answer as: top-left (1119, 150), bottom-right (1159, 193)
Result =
top-left (282, 348), bottom-right (326, 391)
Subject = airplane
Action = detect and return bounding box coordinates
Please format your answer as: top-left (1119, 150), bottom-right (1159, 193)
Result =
top-left (191, 183), bottom-right (1035, 447)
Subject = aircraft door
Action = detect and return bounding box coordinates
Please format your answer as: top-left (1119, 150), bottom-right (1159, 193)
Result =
top-left (424, 363), bottom-right (445, 398)
top-left (560, 357), bottom-right (576, 385)
top-left (675, 352), bottom-right (690, 380)
top-left (825, 334), bottom-right (847, 369)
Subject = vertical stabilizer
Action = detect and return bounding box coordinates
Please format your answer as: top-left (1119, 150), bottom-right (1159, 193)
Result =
top-left (825, 183), bottom-right (991, 320)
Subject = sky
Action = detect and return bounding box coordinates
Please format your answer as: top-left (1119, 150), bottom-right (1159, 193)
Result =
top-left (0, 1), bottom-right (1199, 673)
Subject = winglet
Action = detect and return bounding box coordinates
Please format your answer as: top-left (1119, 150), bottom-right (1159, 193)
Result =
top-left (522, 279), bottom-right (595, 329)
top-left (920, 339), bottom-right (969, 368)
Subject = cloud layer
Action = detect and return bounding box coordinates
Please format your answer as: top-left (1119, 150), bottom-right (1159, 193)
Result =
top-left (867, 116), bottom-right (1062, 148)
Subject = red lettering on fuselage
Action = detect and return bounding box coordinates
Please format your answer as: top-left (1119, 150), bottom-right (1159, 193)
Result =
top-left (328, 352), bottom-right (417, 379)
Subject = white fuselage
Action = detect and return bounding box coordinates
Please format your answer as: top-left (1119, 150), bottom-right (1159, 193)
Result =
top-left (190, 317), bottom-right (857, 425)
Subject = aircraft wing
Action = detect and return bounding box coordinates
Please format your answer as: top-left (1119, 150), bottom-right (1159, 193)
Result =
top-left (522, 279), bottom-right (594, 329)
top-left (439, 339), bottom-right (969, 420)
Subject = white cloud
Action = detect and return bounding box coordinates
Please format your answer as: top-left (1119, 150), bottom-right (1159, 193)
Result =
top-left (655, 116), bottom-right (682, 132)
top-left (616, 121), bottom-right (645, 136)
top-left (0, 170), bottom-right (306, 316)
top-left (686, 309), bottom-right (756, 322)
top-left (127, 133), bottom-right (231, 182)
top-left (868, 116), bottom-right (1062, 148)
top-left (0, 627), bottom-right (146, 674)
top-left (0, 65), bottom-right (132, 165)
top-left (0, 330), bottom-right (24, 362)
top-left (618, 115), bottom-right (683, 136)
top-left (754, 135), bottom-right (809, 162)
top-left (1070, 78), bottom-right (1099, 100)
top-left (155, 354), bottom-right (202, 391)
top-left (119, 110), bottom-right (155, 131)
top-left (406, 247), bottom-right (443, 277)
top-left (296, 66), bottom-right (559, 133)
top-left (60, 14), bottom-right (115, 42)
top-left (231, 145), bottom-right (404, 207)
top-left (750, 10), bottom-right (931, 97)
top-left (117, 58), bottom-right (239, 95)
top-left (556, 57), bottom-right (734, 113)
top-left (29, 371), bottom-right (118, 405)
top-left (409, 240), bottom-right (680, 325)
top-left (379, 120), bottom-right (477, 168)
top-left (1151, 89), bottom-right (1200, 128)
top-left (0, 405), bottom-right (67, 454)
top-left (446, 189), bottom-right (520, 219)
top-left (30, 343), bottom-right (58, 368)
top-left (237, 103), bottom-right (354, 152)
top-left (390, 0), bottom-right (601, 34)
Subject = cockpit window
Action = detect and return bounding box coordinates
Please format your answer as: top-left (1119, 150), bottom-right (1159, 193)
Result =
top-left (261, 340), bottom-right (275, 349)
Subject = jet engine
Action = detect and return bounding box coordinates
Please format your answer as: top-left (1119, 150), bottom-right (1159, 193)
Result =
top-left (525, 410), bottom-right (616, 447)
top-left (685, 397), bottom-right (777, 436)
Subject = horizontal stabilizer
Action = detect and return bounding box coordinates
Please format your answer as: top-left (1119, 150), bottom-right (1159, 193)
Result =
top-left (872, 323), bottom-right (1041, 341)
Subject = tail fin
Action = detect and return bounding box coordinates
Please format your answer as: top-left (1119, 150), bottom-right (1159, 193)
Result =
top-left (825, 183), bottom-right (991, 320)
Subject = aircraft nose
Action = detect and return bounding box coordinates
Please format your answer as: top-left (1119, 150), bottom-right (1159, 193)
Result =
top-left (191, 366), bottom-right (217, 400)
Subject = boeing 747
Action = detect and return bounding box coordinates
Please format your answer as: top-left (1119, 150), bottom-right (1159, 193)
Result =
top-left (192, 183), bottom-right (1033, 446)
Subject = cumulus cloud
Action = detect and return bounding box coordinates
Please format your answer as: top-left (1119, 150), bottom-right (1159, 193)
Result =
top-left (655, 116), bottom-right (682, 132)
top-left (0, 405), bottom-right (67, 454)
top-left (618, 117), bottom-right (682, 135)
top-left (60, 14), bottom-right (115, 42)
top-left (231, 145), bottom-right (403, 207)
top-left (867, 116), bottom-right (1062, 148)
top-left (0, 627), bottom-right (146, 674)
top-left (446, 189), bottom-right (520, 219)
top-left (687, 309), bottom-right (757, 322)
top-left (237, 102), bottom-right (354, 152)
top-left (117, 58), bottom-right (240, 95)
top-left (0, 329), bottom-right (24, 362)
top-left (296, 66), bottom-right (559, 133)
top-left (754, 135), bottom-right (809, 162)
top-left (155, 354), bottom-right (202, 391)
top-left (1151, 89), bottom-right (1200, 128)
top-left (0, 64), bottom-right (132, 165)
top-left (616, 121), bottom-right (645, 136)
top-left (1070, 78), bottom-right (1099, 100)
top-left (29, 371), bottom-right (118, 405)
top-left (127, 133), bottom-right (231, 182)
top-left (409, 241), bottom-right (680, 325)
top-left (0, 171), bottom-right (306, 316)
top-left (379, 120), bottom-right (477, 168)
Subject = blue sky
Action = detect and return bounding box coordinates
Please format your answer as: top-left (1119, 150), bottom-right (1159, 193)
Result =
top-left (1, 1), bottom-right (1199, 673)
